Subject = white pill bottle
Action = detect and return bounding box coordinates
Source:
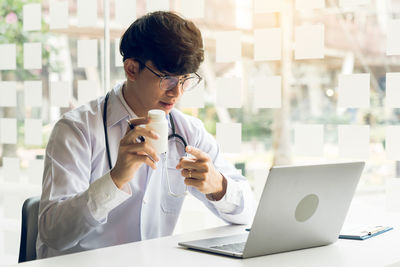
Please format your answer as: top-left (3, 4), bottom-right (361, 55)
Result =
top-left (147, 109), bottom-right (168, 154)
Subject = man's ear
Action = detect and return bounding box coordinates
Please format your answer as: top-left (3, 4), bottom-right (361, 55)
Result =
top-left (124, 59), bottom-right (140, 81)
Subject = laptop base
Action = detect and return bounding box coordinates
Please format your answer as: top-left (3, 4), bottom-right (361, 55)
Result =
top-left (178, 233), bottom-right (247, 258)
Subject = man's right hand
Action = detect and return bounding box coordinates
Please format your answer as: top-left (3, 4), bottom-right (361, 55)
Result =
top-left (110, 117), bottom-right (160, 189)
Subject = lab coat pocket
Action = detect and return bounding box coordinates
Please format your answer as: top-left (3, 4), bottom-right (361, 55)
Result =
top-left (160, 156), bottom-right (185, 214)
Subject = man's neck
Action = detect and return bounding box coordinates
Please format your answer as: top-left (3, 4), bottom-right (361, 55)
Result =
top-left (122, 81), bottom-right (146, 118)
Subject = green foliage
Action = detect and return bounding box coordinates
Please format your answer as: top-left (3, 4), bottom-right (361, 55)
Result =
top-left (229, 108), bottom-right (273, 142)
top-left (196, 105), bottom-right (273, 143)
top-left (0, 0), bottom-right (59, 80)
top-left (197, 104), bottom-right (218, 135)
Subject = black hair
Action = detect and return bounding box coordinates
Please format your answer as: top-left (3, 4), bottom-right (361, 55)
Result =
top-left (119, 11), bottom-right (204, 75)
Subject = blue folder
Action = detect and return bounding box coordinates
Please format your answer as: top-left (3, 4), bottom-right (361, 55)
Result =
top-left (339, 226), bottom-right (393, 240)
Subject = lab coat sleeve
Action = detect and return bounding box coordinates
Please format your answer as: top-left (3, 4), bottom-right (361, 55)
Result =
top-left (188, 118), bottom-right (257, 225)
top-left (87, 172), bottom-right (131, 221)
top-left (38, 117), bottom-right (130, 251)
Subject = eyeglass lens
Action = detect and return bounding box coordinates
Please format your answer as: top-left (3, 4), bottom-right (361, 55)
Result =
top-left (161, 76), bottom-right (199, 91)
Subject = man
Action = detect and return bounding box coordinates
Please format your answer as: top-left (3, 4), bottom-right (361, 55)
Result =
top-left (37, 11), bottom-right (256, 258)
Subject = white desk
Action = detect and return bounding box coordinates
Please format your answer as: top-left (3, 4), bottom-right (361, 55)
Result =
top-left (8, 224), bottom-right (400, 267)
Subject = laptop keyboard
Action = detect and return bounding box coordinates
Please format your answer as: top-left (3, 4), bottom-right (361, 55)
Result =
top-left (211, 242), bottom-right (246, 253)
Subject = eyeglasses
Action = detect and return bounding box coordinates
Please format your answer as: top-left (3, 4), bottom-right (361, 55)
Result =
top-left (138, 60), bottom-right (202, 92)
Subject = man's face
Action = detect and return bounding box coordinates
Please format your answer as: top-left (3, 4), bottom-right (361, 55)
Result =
top-left (131, 61), bottom-right (184, 116)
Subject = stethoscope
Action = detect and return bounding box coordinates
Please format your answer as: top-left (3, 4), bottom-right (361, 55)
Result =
top-left (102, 91), bottom-right (189, 197)
top-left (102, 91), bottom-right (188, 170)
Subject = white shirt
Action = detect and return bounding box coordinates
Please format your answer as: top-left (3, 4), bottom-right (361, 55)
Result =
top-left (36, 83), bottom-right (256, 259)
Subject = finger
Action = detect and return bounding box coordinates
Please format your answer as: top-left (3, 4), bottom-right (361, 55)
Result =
top-left (136, 151), bottom-right (147, 156)
top-left (122, 127), bottom-right (159, 145)
top-left (129, 127), bottom-right (159, 143)
top-left (185, 146), bottom-right (209, 161)
top-left (177, 161), bottom-right (208, 172)
top-left (129, 140), bottom-right (160, 162)
top-left (123, 142), bottom-right (160, 162)
top-left (124, 117), bottom-right (151, 134)
top-left (181, 169), bottom-right (206, 180)
top-left (135, 154), bottom-right (157, 170)
top-left (184, 178), bottom-right (204, 189)
top-left (176, 157), bottom-right (196, 169)
top-left (128, 117), bottom-right (151, 126)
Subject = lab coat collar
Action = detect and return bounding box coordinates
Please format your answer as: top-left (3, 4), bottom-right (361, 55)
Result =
top-left (106, 82), bottom-right (175, 130)
top-left (106, 82), bottom-right (134, 128)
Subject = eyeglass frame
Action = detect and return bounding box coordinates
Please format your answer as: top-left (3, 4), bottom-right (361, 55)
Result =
top-left (135, 59), bottom-right (202, 92)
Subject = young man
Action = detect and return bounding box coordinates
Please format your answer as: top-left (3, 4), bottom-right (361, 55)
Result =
top-left (37, 11), bottom-right (256, 258)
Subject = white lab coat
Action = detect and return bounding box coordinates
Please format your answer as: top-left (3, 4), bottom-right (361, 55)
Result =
top-left (36, 83), bottom-right (256, 258)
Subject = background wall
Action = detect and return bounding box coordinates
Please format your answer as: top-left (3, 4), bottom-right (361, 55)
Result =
top-left (1, 0), bottom-right (400, 264)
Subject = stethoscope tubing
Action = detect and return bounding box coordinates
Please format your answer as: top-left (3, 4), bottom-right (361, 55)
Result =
top-left (102, 91), bottom-right (188, 170)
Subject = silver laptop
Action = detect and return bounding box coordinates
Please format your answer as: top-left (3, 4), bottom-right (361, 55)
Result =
top-left (179, 161), bottom-right (365, 258)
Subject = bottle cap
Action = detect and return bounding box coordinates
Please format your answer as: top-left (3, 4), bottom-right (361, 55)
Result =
top-left (148, 109), bottom-right (166, 121)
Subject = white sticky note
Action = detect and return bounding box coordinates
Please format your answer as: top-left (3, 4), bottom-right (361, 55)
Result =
top-left (146, 0), bottom-right (169, 12)
top-left (78, 80), bottom-right (97, 105)
top-left (216, 123), bottom-right (241, 153)
top-left (254, 28), bottom-right (281, 61)
top-left (77, 0), bottom-right (97, 27)
top-left (27, 159), bottom-right (44, 184)
top-left (0, 44), bottom-right (16, 70)
top-left (23, 3), bottom-right (41, 31)
top-left (216, 77), bottom-right (242, 108)
top-left (3, 157), bottom-right (20, 183)
top-left (25, 119), bottom-right (42, 146)
top-left (177, 0), bottom-right (204, 18)
top-left (49, 0), bottom-right (68, 29)
top-left (0, 118), bottom-right (17, 144)
top-left (295, 24), bottom-right (324, 60)
top-left (24, 42), bottom-right (42, 69)
top-left (179, 81), bottom-right (205, 108)
top-left (387, 20), bottom-right (400, 56)
top-left (385, 73), bottom-right (400, 108)
top-left (50, 81), bottom-right (71, 107)
top-left (115, 39), bottom-right (123, 67)
top-left (254, 0), bottom-right (282, 13)
top-left (339, 0), bottom-right (370, 7)
top-left (338, 125), bottom-right (370, 158)
top-left (24, 81), bottom-right (42, 107)
top-left (216, 31), bottom-right (241, 63)
top-left (254, 76), bottom-right (281, 108)
top-left (0, 81), bottom-right (17, 107)
top-left (296, 0), bottom-right (325, 9)
top-left (77, 39), bottom-right (98, 68)
top-left (386, 126), bottom-right (400, 160)
top-left (115, 0), bottom-right (136, 27)
top-left (294, 124), bottom-right (324, 157)
top-left (338, 73), bottom-right (370, 108)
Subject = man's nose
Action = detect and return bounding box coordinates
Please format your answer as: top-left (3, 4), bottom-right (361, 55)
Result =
top-left (166, 82), bottom-right (183, 97)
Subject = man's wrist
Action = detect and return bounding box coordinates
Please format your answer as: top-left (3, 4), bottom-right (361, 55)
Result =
top-left (207, 175), bottom-right (227, 201)
top-left (110, 169), bottom-right (124, 189)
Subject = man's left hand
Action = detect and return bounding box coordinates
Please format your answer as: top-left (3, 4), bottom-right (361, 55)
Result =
top-left (176, 146), bottom-right (227, 201)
